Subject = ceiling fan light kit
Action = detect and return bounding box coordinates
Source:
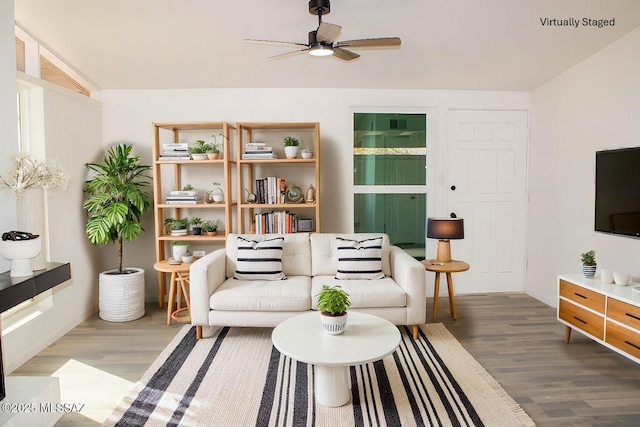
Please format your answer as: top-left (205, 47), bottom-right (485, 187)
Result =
top-left (245, 0), bottom-right (400, 62)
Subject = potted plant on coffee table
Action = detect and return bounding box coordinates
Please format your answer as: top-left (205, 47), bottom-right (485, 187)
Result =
top-left (317, 284), bottom-right (351, 335)
top-left (580, 249), bottom-right (597, 278)
top-left (83, 144), bottom-right (151, 322)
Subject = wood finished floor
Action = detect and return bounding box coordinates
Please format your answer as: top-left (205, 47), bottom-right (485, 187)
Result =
top-left (11, 293), bottom-right (640, 426)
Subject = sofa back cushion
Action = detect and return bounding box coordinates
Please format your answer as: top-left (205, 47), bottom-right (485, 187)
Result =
top-left (311, 233), bottom-right (392, 277)
top-left (226, 233), bottom-right (311, 278)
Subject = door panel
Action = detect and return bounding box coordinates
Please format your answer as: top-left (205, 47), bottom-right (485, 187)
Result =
top-left (447, 110), bottom-right (527, 293)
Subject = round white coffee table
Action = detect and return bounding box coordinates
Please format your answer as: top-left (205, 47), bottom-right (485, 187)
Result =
top-left (271, 311), bottom-right (401, 407)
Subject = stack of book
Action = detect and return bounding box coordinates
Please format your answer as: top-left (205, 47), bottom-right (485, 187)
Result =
top-left (242, 142), bottom-right (275, 160)
top-left (254, 211), bottom-right (298, 234)
top-left (165, 190), bottom-right (203, 204)
top-left (254, 177), bottom-right (286, 204)
top-left (159, 143), bottom-right (190, 160)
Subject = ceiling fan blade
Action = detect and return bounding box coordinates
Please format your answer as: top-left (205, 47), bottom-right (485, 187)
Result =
top-left (316, 22), bottom-right (342, 44)
top-left (268, 48), bottom-right (310, 60)
top-left (333, 47), bottom-right (360, 62)
top-left (244, 38), bottom-right (308, 48)
top-left (336, 37), bottom-right (401, 49)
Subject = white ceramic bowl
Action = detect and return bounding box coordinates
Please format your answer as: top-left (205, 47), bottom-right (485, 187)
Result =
top-left (301, 152), bottom-right (314, 159)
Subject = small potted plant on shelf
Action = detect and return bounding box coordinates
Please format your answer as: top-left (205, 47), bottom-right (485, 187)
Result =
top-left (283, 136), bottom-right (300, 159)
top-left (202, 219), bottom-right (222, 236)
top-left (189, 140), bottom-right (212, 160)
top-left (301, 148), bottom-right (314, 159)
top-left (190, 217), bottom-right (203, 235)
top-left (172, 240), bottom-right (188, 260)
top-left (206, 182), bottom-right (224, 203)
top-left (316, 284), bottom-right (351, 335)
top-left (207, 135), bottom-right (222, 160)
top-left (181, 251), bottom-right (194, 263)
top-left (164, 217), bottom-right (189, 236)
top-left (580, 249), bottom-right (597, 278)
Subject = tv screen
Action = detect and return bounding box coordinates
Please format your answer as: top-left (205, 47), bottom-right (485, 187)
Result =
top-left (595, 147), bottom-right (640, 237)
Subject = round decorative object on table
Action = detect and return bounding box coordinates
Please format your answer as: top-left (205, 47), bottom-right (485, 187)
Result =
top-left (0, 235), bottom-right (42, 277)
top-left (422, 259), bottom-right (470, 322)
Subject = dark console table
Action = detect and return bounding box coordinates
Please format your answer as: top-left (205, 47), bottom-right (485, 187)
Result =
top-left (0, 263), bottom-right (72, 400)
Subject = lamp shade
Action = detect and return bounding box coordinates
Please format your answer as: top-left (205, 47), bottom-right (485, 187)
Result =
top-left (427, 218), bottom-right (464, 240)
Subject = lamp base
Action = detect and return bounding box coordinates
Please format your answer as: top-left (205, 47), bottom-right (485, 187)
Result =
top-left (436, 240), bottom-right (452, 262)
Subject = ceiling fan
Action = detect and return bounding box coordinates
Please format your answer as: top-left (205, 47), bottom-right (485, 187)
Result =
top-left (244, 0), bottom-right (401, 62)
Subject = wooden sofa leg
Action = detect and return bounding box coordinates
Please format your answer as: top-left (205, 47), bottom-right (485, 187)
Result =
top-left (412, 325), bottom-right (419, 340)
top-left (196, 326), bottom-right (202, 340)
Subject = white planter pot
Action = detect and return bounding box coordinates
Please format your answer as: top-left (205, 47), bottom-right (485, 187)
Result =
top-left (284, 146), bottom-right (299, 159)
top-left (99, 268), bottom-right (145, 322)
top-left (173, 244), bottom-right (188, 260)
top-left (320, 311), bottom-right (348, 335)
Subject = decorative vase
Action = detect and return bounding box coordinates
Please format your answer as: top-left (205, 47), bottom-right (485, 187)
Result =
top-left (284, 146), bottom-right (299, 159)
top-left (98, 268), bottom-right (145, 322)
top-left (0, 236), bottom-right (42, 277)
top-left (17, 188), bottom-right (47, 270)
top-left (181, 254), bottom-right (193, 263)
top-left (582, 264), bottom-right (597, 278)
top-left (207, 152), bottom-right (220, 160)
top-left (320, 311), bottom-right (348, 335)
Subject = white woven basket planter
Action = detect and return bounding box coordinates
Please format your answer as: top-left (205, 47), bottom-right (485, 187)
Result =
top-left (99, 268), bottom-right (145, 322)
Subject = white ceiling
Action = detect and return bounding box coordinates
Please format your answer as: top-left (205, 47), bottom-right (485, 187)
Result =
top-left (14, 0), bottom-right (640, 91)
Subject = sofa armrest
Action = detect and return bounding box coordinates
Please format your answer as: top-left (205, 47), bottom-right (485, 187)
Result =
top-left (189, 248), bottom-right (226, 326)
top-left (389, 246), bottom-right (426, 326)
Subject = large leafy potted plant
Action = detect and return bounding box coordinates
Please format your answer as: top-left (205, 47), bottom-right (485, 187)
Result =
top-left (317, 284), bottom-right (351, 335)
top-left (83, 144), bottom-right (152, 322)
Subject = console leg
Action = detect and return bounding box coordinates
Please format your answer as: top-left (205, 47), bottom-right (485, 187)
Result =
top-left (565, 326), bottom-right (571, 344)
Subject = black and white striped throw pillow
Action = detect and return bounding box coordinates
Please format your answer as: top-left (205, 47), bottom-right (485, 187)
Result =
top-left (234, 236), bottom-right (286, 280)
top-left (335, 237), bottom-right (384, 280)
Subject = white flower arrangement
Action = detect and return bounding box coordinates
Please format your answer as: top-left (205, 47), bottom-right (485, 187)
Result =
top-left (0, 154), bottom-right (70, 199)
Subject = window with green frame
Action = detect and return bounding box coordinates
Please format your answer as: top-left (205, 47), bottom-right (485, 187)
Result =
top-left (353, 113), bottom-right (427, 259)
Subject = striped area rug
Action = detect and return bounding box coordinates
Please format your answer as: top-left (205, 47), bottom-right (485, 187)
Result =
top-left (104, 323), bottom-right (535, 427)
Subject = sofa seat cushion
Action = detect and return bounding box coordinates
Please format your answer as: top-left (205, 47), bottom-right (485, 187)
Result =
top-left (210, 276), bottom-right (311, 311)
top-left (311, 276), bottom-right (406, 309)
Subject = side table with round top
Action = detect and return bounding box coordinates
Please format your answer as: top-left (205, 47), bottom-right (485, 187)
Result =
top-left (272, 311), bottom-right (401, 407)
top-left (153, 260), bottom-right (192, 326)
top-left (421, 259), bottom-right (470, 322)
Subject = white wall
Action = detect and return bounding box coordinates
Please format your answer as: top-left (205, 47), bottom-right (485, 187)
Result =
top-left (528, 27), bottom-right (640, 307)
top-left (2, 80), bottom-right (103, 373)
top-left (0, 0), bottom-right (18, 273)
top-left (101, 88), bottom-right (530, 301)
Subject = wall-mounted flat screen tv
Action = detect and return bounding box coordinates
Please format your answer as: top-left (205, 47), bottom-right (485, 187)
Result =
top-left (595, 147), bottom-right (640, 237)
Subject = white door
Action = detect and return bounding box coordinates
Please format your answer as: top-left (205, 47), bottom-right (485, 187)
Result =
top-left (446, 110), bottom-right (528, 293)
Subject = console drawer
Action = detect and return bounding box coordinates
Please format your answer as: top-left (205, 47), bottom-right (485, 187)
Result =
top-left (605, 320), bottom-right (640, 360)
top-left (607, 298), bottom-right (640, 331)
top-left (559, 299), bottom-right (604, 340)
top-left (559, 280), bottom-right (605, 314)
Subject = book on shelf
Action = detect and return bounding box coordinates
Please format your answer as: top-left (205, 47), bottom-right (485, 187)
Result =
top-left (159, 155), bottom-right (191, 160)
top-left (242, 153), bottom-right (276, 159)
top-left (169, 190), bottom-right (199, 196)
top-left (253, 211), bottom-right (298, 234)
top-left (165, 200), bottom-right (202, 205)
top-left (162, 143), bottom-right (189, 151)
top-left (254, 177), bottom-right (288, 204)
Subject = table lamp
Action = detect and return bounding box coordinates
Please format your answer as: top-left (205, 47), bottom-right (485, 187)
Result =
top-left (427, 218), bottom-right (464, 262)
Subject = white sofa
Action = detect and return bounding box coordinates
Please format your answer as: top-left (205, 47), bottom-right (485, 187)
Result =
top-left (189, 233), bottom-right (426, 339)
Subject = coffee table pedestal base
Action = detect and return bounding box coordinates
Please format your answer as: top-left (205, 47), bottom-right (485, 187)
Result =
top-left (316, 365), bottom-right (350, 407)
